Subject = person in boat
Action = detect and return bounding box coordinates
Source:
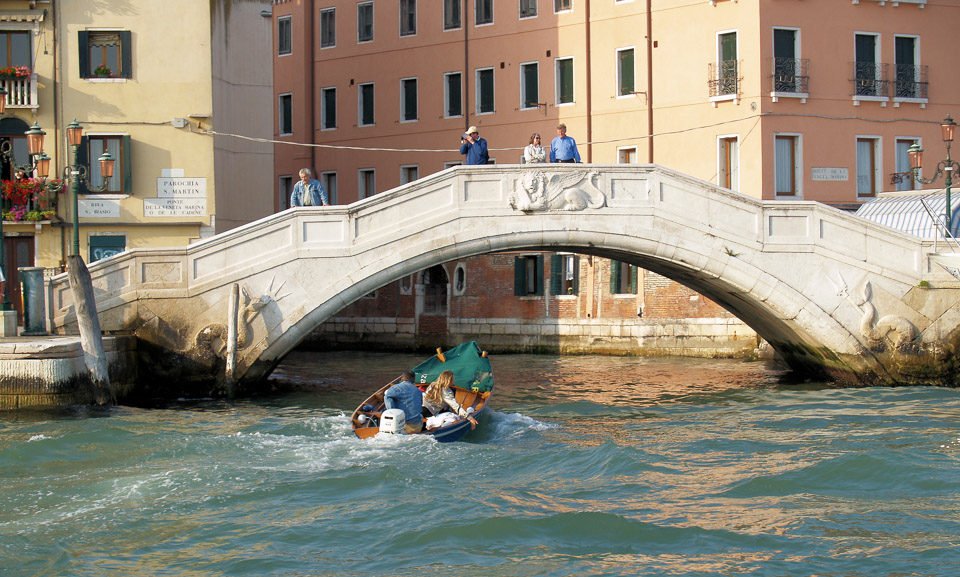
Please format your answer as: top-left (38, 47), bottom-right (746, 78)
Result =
top-left (383, 371), bottom-right (423, 434)
top-left (423, 370), bottom-right (478, 429)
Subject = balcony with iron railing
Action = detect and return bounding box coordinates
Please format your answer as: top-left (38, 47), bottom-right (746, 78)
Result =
top-left (0, 73), bottom-right (38, 110)
top-left (769, 57), bottom-right (810, 103)
top-left (708, 60), bottom-right (740, 105)
top-left (893, 63), bottom-right (929, 107)
top-left (852, 62), bottom-right (890, 105)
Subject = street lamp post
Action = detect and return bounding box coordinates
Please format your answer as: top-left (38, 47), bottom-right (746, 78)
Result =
top-left (0, 86), bottom-right (9, 311)
top-left (908, 114), bottom-right (960, 234)
top-left (0, 119), bottom-right (115, 258)
top-left (0, 114), bottom-right (114, 315)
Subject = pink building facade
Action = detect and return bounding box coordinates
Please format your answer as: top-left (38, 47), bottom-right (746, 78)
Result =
top-left (269, 0), bottom-right (957, 353)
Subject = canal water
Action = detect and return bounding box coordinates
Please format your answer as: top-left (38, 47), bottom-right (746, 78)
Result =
top-left (2, 350), bottom-right (959, 577)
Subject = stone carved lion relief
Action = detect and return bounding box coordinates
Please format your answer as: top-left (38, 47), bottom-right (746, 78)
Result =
top-left (508, 170), bottom-right (607, 212)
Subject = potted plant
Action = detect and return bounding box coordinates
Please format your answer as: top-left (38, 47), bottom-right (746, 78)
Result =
top-left (0, 65), bottom-right (31, 80)
top-left (94, 64), bottom-right (112, 78)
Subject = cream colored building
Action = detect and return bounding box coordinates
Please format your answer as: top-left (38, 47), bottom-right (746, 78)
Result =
top-left (0, 0), bottom-right (273, 324)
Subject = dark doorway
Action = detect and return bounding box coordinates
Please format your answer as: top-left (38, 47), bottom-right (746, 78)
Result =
top-left (3, 235), bottom-right (34, 323)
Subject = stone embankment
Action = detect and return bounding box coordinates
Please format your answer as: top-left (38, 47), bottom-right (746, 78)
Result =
top-left (0, 336), bottom-right (137, 410)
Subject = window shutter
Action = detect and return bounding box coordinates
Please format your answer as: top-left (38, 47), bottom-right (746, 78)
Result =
top-left (572, 255), bottom-right (580, 294)
top-left (534, 255), bottom-right (544, 296)
top-left (514, 257), bottom-right (525, 296)
top-left (77, 136), bottom-right (89, 194)
top-left (610, 260), bottom-right (620, 293)
top-left (78, 31), bottom-right (90, 78)
top-left (550, 254), bottom-right (562, 295)
top-left (120, 31), bottom-right (132, 79)
top-left (629, 265), bottom-right (637, 294)
top-left (121, 135), bottom-right (132, 194)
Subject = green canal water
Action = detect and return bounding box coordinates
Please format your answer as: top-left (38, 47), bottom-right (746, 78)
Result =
top-left (1, 350), bottom-right (959, 576)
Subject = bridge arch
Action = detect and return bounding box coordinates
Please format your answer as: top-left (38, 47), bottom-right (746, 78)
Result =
top-left (47, 165), bottom-right (960, 393)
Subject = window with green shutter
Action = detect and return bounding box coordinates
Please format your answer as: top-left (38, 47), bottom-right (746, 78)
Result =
top-left (78, 30), bottom-right (132, 79)
top-left (551, 254), bottom-right (579, 295)
top-left (556, 57), bottom-right (574, 104)
top-left (514, 255), bottom-right (543, 296)
top-left (79, 134), bottom-right (132, 194)
top-left (610, 260), bottom-right (637, 294)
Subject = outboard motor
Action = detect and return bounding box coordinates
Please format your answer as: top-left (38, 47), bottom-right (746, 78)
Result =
top-left (379, 408), bottom-right (407, 434)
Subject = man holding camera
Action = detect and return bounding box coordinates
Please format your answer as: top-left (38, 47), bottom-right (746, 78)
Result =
top-left (459, 126), bottom-right (489, 165)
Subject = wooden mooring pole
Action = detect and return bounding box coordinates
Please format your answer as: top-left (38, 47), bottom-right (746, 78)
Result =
top-left (67, 255), bottom-right (113, 405)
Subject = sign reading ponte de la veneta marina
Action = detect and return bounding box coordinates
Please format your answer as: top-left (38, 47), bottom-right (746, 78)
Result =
top-left (144, 173), bottom-right (208, 217)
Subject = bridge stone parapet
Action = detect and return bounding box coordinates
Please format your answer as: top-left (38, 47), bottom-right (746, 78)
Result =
top-left (45, 165), bottom-right (960, 395)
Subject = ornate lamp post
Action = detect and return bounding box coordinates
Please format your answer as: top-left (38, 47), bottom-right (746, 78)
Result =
top-left (0, 119), bottom-right (115, 257)
top-left (56, 119), bottom-right (116, 256)
top-left (908, 114), bottom-right (960, 234)
top-left (0, 115), bottom-right (114, 313)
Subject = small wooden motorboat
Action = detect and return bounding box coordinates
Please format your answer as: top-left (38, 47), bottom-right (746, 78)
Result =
top-left (351, 341), bottom-right (494, 442)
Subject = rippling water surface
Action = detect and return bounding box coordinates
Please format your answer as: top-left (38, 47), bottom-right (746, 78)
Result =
top-left (2, 351), bottom-right (960, 576)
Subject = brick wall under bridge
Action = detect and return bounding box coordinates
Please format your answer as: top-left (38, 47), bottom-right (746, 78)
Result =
top-left (306, 253), bottom-right (760, 357)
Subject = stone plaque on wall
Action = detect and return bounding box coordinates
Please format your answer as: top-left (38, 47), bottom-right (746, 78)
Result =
top-left (79, 198), bottom-right (121, 218)
top-left (157, 177), bottom-right (207, 198)
top-left (811, 168), bottom-right (849, 181)
top-left (143, 198), bottom-right (207, 217)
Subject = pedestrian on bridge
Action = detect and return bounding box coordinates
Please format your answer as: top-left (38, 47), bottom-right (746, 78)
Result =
top-left (460, 126), bottom-right (489, 165)
top-left (550, 123), bottom-right (581, 163)
top-left (523, 133), bottom-right (546, 164)
top-left (290, 168), bottom-right (329, 207)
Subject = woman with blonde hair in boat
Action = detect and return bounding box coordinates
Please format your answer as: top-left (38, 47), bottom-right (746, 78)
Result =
top-left (423, 370), bottom-right (477, 427)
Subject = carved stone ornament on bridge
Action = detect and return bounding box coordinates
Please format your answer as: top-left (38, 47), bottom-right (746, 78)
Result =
top-left (190, 284), bottom-right (281, 361)
top-left (508, 170), bottom-right (606, 212)
top-left (838, 278), bottom-right (918, 353)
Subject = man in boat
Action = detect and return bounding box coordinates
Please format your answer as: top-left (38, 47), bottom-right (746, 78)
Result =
top-left (383, 371), bottom-right (424, 434)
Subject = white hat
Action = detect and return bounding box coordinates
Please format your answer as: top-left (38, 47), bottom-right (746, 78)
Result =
top-left (467, 126), bottom-right (479, 134)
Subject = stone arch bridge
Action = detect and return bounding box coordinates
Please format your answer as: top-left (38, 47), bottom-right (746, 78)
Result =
top-left (46, 165), bottom-right (960, 394)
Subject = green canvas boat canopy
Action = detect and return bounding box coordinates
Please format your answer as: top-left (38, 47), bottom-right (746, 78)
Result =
top-left (413, 341), bottom-right (494, 393)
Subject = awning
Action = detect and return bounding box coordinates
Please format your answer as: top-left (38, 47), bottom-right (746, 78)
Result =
top-left (854, 190), bottom-right (960, 239)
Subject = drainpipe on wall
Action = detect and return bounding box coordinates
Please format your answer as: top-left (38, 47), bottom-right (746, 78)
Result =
top-left (308, 0), bottom-right (316, 175)
top-left (646, 0), bottom-right (654, 162)
top-left (464, 5), bottom-right (470, 134)
top-left (584, 0), bottom-right (592, 163)
top-left (53, 0), bottom-right (67, 267)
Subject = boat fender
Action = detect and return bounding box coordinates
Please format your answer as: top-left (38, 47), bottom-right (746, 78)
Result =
top-left (379, 408), bottom-right (407, 434)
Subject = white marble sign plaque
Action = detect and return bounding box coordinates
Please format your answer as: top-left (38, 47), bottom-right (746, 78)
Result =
top-left (144, 198), bottom-right (207, 217)
top-left (811, 168), bottom-right (849, 181)
top-left (157, 177), bottom-right (207, 198)
top-left (79, 198), bottom-right (121, 218)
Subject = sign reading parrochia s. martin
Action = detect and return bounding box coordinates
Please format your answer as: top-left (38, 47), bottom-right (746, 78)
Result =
top-left (145, 174), bottom-right (208, 217)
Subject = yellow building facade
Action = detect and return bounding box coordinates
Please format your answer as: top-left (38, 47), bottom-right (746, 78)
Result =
top-left (0, 0), bottom-right (273, 324)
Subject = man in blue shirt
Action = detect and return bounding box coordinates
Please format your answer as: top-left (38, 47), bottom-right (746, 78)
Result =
top-left (383, 371), bottom-right (423, 433)
top-left (459, 126), bottom-right (489, 165)
top-left (550, 123), bottom-right (581, 163)
top-left (290, 168), bottom-right (329, 207)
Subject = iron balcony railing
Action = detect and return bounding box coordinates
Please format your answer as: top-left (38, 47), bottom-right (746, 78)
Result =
top-left (894, 63), bottom-right (929, 99)
top-left (708, 60), bottom-right (739, 98)
top-left (769, 57), bottom-right (810, 94)
top-left (0, 74), bottom-right (38, 109)
top-left (853, 62), bottom-right (889, 97)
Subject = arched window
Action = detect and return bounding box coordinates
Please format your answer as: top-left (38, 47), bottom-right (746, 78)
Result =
top-left (454, 263), bottom-right (466, 295)
top-left (422, 264), bottom-right (448, 315)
